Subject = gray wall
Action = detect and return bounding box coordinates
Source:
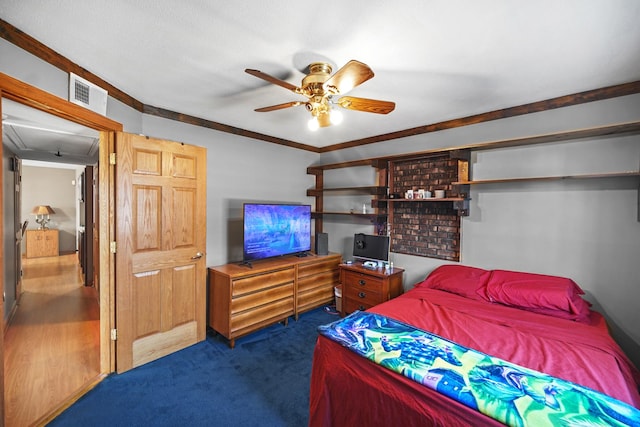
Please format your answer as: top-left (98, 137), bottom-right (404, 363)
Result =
top-left (21, 164), bottom-right (79, 254)
top-left (2, 37), bottom-right (639, 368)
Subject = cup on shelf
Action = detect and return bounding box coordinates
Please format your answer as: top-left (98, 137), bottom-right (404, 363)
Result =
top-left (434, 190), bottom-right (445, 199)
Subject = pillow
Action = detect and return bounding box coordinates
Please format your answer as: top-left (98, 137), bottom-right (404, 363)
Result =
top-left (484, 269), bottom-right (591, 323)
top-left (417, 264), bottom-right (491, 301)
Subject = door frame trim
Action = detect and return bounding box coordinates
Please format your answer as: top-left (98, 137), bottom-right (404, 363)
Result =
top-left (0, 72), bottom-right (123, 413)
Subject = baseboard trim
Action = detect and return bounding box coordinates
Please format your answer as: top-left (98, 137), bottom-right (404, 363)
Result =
top-left (32, 373), bottom-right (108, 427)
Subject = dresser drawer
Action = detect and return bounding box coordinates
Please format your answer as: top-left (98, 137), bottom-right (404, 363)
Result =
top-left (342, 271), bottom-right (384, 292)
top-left (297, 285), bottom-right (334, 309)
top-left (343, 283), bottom-right (382, 306)
top-left (231, 283), bottom-right (294, 315)
top-left (298, 258), bottom-right (339, 278)
top-left (231, 267), bottom-right (295, 297)
top-left (343, 297), bottom-right (376, 313)
top-left (230, 296), bottom-right (294, 335)
top-left (297, 269), bottom-right (339, 293)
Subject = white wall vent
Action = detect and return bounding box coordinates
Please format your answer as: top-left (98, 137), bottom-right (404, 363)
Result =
top-left (69, 73), bottom-right (108, 115)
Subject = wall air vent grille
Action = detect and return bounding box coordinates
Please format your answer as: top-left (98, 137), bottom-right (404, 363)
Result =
top-left (74, 79), bottom-right (90, 104)
top-left (69, 72), bottom-right (108, 115)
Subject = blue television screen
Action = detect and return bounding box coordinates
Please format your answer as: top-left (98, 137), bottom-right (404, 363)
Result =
top-left (243, 203), bottom-right (311, 262)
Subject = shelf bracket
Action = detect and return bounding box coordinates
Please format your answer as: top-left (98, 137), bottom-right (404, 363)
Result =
top-left (455, 183), bottom-right (470, 199)
top-left (453, 199), bottom-right (470, 217)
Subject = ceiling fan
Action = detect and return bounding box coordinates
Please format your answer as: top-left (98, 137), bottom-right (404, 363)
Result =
top-left (245, 60), bottom-right (395, 130)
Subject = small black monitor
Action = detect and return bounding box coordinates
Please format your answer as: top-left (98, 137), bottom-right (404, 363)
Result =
top-left (352, 233), bottom-right (389, 262)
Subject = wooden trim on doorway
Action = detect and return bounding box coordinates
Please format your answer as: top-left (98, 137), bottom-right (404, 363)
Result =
top-left (0, 72), bottom-right (123, 418)
top-left (0, 72), bottom-right (121, 131)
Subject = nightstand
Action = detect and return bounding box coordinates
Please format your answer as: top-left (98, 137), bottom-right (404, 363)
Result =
top-left (340, 262), bottom-right (404, 315)
top-left (25, 229), bottom-right (59, 258)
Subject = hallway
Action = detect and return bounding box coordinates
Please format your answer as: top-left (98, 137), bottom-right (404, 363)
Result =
top-left (4, 254), bottom-right (101, 426)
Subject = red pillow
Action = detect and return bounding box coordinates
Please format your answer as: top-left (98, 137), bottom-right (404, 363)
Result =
top-left (484, 270), bottom-right (591, 323)
top-left (417, 264), bottom-right (491, 301)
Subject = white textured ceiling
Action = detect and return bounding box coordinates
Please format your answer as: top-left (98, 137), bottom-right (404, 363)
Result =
top-left (1, 0), bottom-right (640, 150)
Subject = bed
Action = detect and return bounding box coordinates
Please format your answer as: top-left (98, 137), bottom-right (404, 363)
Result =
top-left (309, 265), bottom-right (640, 426)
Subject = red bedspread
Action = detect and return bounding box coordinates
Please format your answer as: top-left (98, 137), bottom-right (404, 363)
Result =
top-left (309, 287), bottom-right (640, 426)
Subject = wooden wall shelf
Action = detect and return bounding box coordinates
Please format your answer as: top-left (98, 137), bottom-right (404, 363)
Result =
top-left (453, 171), bottom-right (640, 221)
top-left (308, 121), bottom-right (640, 172)
top-left (380, 197), bottom-right (466, 202)
top-left (307, 121), bottom-right (640, 230)
top-left (307, 186), bottom-right (387, 197)
top-left (308, 163), bottom-right (389, 234)
top-left (311, 212), bottom-right (387, 222)
top-left (453, 171), bottom-right (640, 185)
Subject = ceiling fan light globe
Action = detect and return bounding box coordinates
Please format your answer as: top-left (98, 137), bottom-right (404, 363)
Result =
top-left (307, 117), bottom-right (320, 131)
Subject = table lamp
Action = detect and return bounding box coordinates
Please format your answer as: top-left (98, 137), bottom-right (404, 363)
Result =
top-left (32, 205), bottom-right (55, 230)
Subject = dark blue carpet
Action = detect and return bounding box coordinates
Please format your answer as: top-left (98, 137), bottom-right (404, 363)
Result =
top-left (49, 308), bottom-right (337, 427)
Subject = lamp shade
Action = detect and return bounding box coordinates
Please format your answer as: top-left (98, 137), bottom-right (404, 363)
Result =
top-left (32, 205), bottom-right (55, 215)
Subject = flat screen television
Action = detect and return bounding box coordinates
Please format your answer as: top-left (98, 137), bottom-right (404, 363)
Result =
top-left (352, 233), bottom-right (390, 262)
top-left (243, 203), bottom-right (311, 263)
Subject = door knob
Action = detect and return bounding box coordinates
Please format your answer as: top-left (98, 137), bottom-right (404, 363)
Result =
top-left (191, 252), bottom-right (204, 260)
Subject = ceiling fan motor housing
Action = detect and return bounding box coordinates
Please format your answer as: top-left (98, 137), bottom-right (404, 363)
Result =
top-left (301, 62), bottom-right (333, 97)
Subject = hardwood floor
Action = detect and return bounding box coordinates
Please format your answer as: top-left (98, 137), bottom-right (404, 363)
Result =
top-left (4, 254), bottom-right (101, 427)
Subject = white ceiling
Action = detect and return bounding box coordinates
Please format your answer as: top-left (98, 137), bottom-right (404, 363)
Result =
top-left (3, 99), bottom-right (100, 164)
top-left (1, 0), bottom-right (639, 150)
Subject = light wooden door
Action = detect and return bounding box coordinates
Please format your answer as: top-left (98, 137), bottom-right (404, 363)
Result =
top-left (115, 132), bottom-right (206, 373)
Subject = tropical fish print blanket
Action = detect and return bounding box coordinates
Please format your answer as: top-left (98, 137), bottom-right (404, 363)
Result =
top-left (317, 311), bottom-right (640, 427)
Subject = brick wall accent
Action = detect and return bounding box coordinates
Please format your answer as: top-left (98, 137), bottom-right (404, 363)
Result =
top-left (389, 155), bottom-right (461, 261)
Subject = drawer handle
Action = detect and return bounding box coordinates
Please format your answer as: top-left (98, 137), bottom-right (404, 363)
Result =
top-left (358, 305), bottom-right (366, 310)
top-left (358, 292), bottom-right (366, 298)
top-left (358, 280), bottom-right (366, 285)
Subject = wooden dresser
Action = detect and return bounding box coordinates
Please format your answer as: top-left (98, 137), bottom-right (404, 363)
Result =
top-left (208, 252), bottom-right (341, 347)
top-left (295, 253), bottom-right (341, 318)
top-left (340, 262), bottom-right (404, 315)
top-left (25, 229), bottom-right (59, 258)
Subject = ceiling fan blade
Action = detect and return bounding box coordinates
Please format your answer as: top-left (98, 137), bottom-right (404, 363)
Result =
top-left (254, 101), bottom-right (305, 112)
top-left (337, 96), bottom-right (396, 114)
top-left (245, 69), bottom-right (300, 93)
top-left (323, 60), bottom-right (374, 95)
